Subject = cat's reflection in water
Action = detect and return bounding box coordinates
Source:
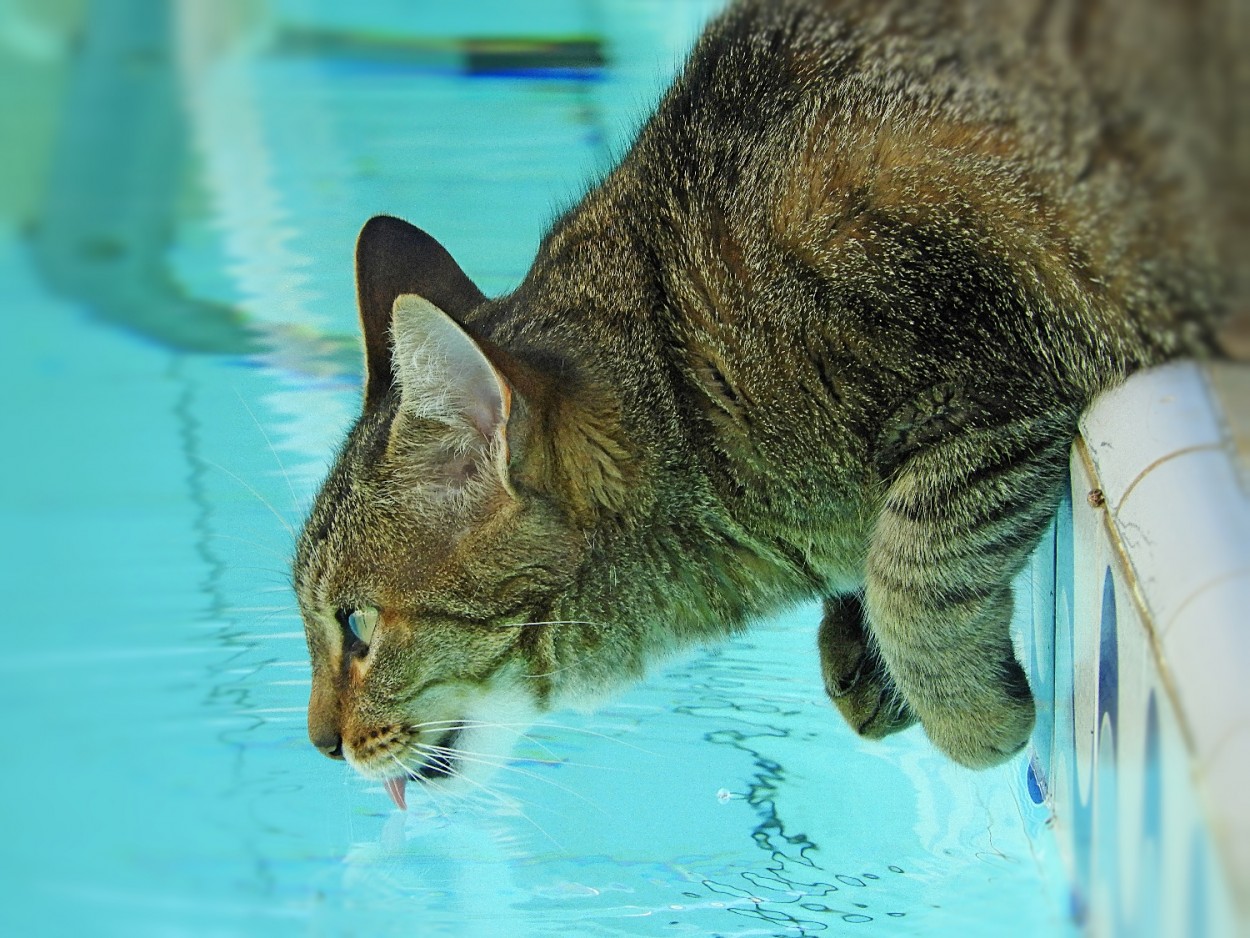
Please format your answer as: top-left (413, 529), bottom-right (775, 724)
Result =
top-left (340, 806), bottom-right (534, 933)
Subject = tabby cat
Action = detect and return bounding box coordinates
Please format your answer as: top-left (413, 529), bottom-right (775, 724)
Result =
top-left (293, 0), bottom-right (1231, 808)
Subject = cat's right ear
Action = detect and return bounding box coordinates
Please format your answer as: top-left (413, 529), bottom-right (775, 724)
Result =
top-left (355, 215), bottom-right (486, 410)
top-left (391, 293), bottom-right (514, 496)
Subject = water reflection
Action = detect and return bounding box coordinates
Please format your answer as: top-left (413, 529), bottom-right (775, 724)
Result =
top-left (31, 0), bottom-right (258, 354)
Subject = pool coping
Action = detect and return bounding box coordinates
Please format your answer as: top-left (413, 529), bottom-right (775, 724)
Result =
top-left (1049, 360), bottom-right (1250, 935)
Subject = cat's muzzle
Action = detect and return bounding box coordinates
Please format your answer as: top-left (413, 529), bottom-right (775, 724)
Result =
top-left (383, 725), bottom-right (463, 811)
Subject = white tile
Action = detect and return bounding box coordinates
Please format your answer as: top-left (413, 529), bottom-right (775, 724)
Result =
top-left (1160, 571), bottom-right (1250, 767)
top-left (1110, 449), bottom-right (1250, 636)
top-left (1079, 362), bottom-right (1224, 512)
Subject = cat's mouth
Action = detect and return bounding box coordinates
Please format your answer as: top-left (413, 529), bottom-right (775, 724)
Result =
top-left (383, 726), bottom-right (462, 810)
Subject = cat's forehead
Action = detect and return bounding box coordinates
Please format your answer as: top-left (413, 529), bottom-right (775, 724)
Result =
top-left (296, 435), bottom-right (454, 590)
top-left (297, 484), bottom-right (529, 615)
top-left (300, 465), bottom-right (456, 559)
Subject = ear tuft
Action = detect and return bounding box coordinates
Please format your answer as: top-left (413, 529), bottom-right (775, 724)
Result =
top-left (391, 294), bottom-right (511, 446)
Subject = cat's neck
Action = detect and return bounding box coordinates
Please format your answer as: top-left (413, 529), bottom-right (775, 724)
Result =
top-left (462, 194), bottom-right (845, 651)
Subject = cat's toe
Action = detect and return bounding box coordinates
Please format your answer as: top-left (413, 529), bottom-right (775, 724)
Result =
top-left (844, 683), bottom-right (917, 739)
top-left (818, 595), bottom-right (916, 739)
top-left (821, 651), bottom-right (916, 740)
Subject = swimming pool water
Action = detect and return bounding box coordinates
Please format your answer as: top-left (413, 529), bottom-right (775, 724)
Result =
top-left (3, 2), bottom-right (1076, 935)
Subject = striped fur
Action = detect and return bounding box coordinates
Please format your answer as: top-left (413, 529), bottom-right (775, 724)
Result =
top-left (293, 0), bottom-right (1233, 780)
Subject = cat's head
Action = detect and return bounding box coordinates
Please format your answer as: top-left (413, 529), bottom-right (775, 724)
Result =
top-left (292, 216), bottom-right (623, 806)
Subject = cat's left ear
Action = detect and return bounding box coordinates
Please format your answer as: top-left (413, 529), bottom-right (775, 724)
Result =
top-left (356, 215), bottom-right (486, 410)
top-left (391, 293), bottom-right (512, 457)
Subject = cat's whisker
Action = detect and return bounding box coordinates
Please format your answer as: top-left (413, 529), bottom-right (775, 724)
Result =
top-left (432, 755), bottom-right (612, 815)
top-left (221, 605), bottom-right (301, 635)
top-left (419, 740), bottom-right (616, 780)
top-left (388, 753), bottom-right (455, 821)
top-left (204, 532), bottom-right (294, 564)
top-left (201, 457), bottom-right (298, 539)
top-left (224, 604), bottom-right (299, 615)
top-left (409, 718), bottom-right (570, 759)
top-left (507, 620), bottom-right (601, 629)
top-left (489, 776), bottom-right (593, 822)
top-left (397, 749), bottom-right (552, 836)
top-left (234, 569), bottom-right (297, 592)
top-left (515, 733), bottom-right (559, 761)
top-left (406, 718), bottom-right (656, 757)
top-left (244, 609), bottom-right (303, 630)
top-left (530, 721), bottom-right (657, 756)
top-left (234, 389), bottom-right (304, 520)
top-left (228, 563), bottom-right (297, 577)
top-left (408, 717), bottom-right (567, 760)
top-left (427, 764), bottom-right (566, 851)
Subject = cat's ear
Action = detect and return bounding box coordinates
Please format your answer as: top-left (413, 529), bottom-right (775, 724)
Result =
top-left (391, 293), bottom-right (512, 452)
top-left (355, 215), bottom-right (486, 409)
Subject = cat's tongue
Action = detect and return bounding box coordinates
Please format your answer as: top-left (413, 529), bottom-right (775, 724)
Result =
top-left (384, 776), bottom-right (408, 811)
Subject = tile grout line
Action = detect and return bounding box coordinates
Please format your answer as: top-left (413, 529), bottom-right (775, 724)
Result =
top-left (1113, 443), bottom-right (1222, 515)
top-left (1073, 434), bottom-right (1199, 759)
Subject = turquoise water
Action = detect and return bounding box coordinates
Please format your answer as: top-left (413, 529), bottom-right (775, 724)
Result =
top-left (3, 2), bottom-right (1075, 935)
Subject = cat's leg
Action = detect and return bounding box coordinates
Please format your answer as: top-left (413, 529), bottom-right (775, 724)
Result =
top-left (818, 593), bottom-right (915, 738)
top-left (865, 407), bottom-right (1071, 768)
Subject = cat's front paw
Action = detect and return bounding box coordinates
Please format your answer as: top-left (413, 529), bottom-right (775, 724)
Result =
top-left (826, 665), bottom-right (917, 739)
top-left (818, 595), bottom-right (916, 739)
top-left (918, 660), bottom-right (1035, 769)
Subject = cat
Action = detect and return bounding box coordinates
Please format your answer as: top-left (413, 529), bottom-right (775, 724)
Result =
top-left (293, 0), bottom-right (1232, 807)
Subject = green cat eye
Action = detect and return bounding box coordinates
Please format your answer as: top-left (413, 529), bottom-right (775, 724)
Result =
top-left (336, 606), bottom-right (378, 646)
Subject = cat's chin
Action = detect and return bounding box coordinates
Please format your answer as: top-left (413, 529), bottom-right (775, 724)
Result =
top-left (374, 686), bottom-right (542, 810)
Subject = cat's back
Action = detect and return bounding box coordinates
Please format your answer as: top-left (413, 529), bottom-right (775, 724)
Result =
top-left (691, 0), bottom-right (1226, 168)
top-left (620, 0), bottom-right (1231, 373)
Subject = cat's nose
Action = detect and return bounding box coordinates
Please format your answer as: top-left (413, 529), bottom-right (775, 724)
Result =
top-left (312, 731), bottom-right (345, 760)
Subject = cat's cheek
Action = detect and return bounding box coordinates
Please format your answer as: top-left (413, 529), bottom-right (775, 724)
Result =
top-left (429, 686), bottom-right (541, 791)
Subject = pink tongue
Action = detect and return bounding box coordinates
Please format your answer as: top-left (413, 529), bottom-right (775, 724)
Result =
top-left (384, 776), bottom-right (408, 811)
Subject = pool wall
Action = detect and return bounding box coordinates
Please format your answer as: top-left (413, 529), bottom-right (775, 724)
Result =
top-left (1023, 362), bottom-right (1250, 936)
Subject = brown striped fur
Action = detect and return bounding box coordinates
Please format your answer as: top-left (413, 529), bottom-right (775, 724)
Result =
top-left (293, 0), bottom-right (1236, 785)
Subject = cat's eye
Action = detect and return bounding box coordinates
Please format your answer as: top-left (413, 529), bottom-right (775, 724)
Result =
top-left (335, 606), bottom-right (378, 647)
